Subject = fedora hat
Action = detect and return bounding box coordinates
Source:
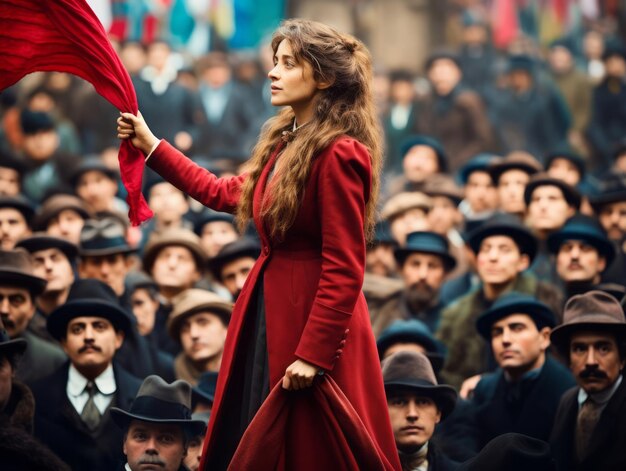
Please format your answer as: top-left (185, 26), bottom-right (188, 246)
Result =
top-left (15, 232), bottom-right (78, 262)
top-left (476, 292), bottom-right (556, 341)
top-left (394, 231), bottom-right (456, 272)
top-left (167, 289), bottom-right (233, 339)
top-left (208, 237), bottom-right (260, 281)
top-left (69, 157), bottom-right (118, 188)
top-left (143, 228), bottom-right (207, 276)
top-left (544, 150), bottom-right (586, 179)
top-left (0, 195), bottom-right (35, 223)
top-left (79, 218), bottom-right (136, 257)
top-left (382, 351), bottom-right (457, 419)
top-left (0, 249), bottom-right (47, 296)
top-left (381, 192), bottom-right (432, 222)
top-left (422, 174), bottom-right (464, 206)
top-left (111, 375), bottom-right (206, 437)
top-left (193, 210), bottom-right (236, 237)
top-left (589, 173), bottom-right (626, 209)
top-left (377, 319), bottom-right (447, 374)
top-left (547, 214), bottom-right (614, 266)
top-left (372, 220), bottom-right (395, 246)
top-left (47, 278), bottom-right (134, 340)
top-left (466, 212), bottom-right (538, 262)
top-left (488, 151), bottom-right (542, 184)
top-left (523, 173), bottom-right (581, 210)
top-left (551, 290), bottom-right (626, 357)
top-left (32, 194), bottom-right (90, 231)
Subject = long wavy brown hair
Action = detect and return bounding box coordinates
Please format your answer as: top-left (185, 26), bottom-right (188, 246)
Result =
top-left (235, 19), bottom-right (383, 242)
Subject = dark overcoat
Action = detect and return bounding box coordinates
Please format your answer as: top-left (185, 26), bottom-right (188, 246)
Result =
top-left (30, 362), bottom-right (141, 471)
top-left (549, 378), bottom-right (626, 471)
top-left (147, 138), bottom-right (401, 470)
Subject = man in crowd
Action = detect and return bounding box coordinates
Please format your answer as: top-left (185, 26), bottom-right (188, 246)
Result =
top-left (71, 158), bottom-right (125, 214)
top-left (194, 211), bottom-right (239, 259)
top-left (31, 278), bottom-right (141, 471)
top-left (383, 350), bottom-right (458, 470)
top-left (550, 290), bottom-right (626, 470)
top-left (32, 193), bottom-right (90, 245)
top-left (209, 237), bottom-right (260, 301)
top-left (464, 293), bottom-right (575, 451)
top-left (0, 195), bottom-right (33, 250)
top-left (168, 288), bottom-right (232, 385)
top-left (372, 231), bottom-right (456, 335)
top-left (381, 192), bottom-right (432, 245)
top-left (457, 153), bottom-right (500, 219)
top-left (111, 375), bottom-right (206, 471)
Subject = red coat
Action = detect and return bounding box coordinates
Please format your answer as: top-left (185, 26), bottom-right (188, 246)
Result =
top-left (148, 138), bottom-right (401, 471)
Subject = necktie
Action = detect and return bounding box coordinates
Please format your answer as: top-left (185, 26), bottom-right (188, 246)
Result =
top-left (81, 381), bottom-right (101, 431)
top-left (576, 397), bottom-right (602, 461)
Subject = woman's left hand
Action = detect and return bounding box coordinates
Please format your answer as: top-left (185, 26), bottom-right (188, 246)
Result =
top-left (282, 359), bottom-right (320, 390)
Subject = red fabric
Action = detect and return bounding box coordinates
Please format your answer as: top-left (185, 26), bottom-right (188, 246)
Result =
top-left (0, 0), bottom-right (153, 226)
top-left (492, 0), bottom-right (519, 49)
top-left (148, 139), bottom-right (401, 470)
top-left (229, 375), bottom-right (395, 470)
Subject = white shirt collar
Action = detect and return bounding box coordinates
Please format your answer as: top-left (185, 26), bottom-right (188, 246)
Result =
top-left (68, 363), bottom-right (117, 396)
top-left (578, 374), bottom-right (623, 406)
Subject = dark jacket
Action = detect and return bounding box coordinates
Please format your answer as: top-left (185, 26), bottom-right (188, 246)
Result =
top-left (466, 355), bottom-right (575, 452)
top-left (0, 380), bottom-right (35, 434)
top-left (16, 330), bottom-right (66, 385)
top-left (549, 378), bottom-right (626, 471)
top-left (31, 362), bottom-right (142, 471)
top-left (371, 290), bottom-right (444, 336)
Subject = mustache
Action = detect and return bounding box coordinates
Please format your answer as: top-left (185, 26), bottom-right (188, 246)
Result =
top-left (138, 455), bottom-right (165, 466)
top-left (0, 316), bottom-right (15, 329)
top-left (79, 344), bottom-right (102, 353)
top-left (579, 368), bottom-right (608, 380)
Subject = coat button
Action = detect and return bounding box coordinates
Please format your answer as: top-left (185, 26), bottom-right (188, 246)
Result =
top-left (340, 340), bottom-right (346, 347)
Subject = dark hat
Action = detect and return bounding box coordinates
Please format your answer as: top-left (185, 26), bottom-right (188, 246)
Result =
top-left (15, 232), bottom-right (78, 263)
top-left (111, 375), bottom-right (206, 437)
top-left (523, 173), bottom-right (581, 209)
top-left (424, 50), bottom-right (461, 72)
top-left (457, 433), bottom-right (556, 471)
top-left (458, 153), bottom-right (502, 185)
top-left (372, 220), bottom-right (395, 246)
top-left (400, 135), bottom-right (448, 173)
top-left (124, 271), bottom-right (158, 295)
top-left (192, 371), bottom-right (218, 405)
top-left (79, 218), bottom-right (136, 257)
top-left (208, 236), bottom-right (260, 281)
top-left (20, 109), bottom-right (55, 135)
top-left (47, 278), bottom-right (134, 340)
top-left (589, 173), bottom-right (626, 209)
top-left (32, 194), bottom-right (90, 230)
top-left (168, 288), bottom-right (233, 339)
top-left (0, 249), bottom-right (47, 295)
top-left (476, 292), bottom-right (556, 341)
top-left (551, 290), bottom-right (626, 357)
top-left (382, 351), bottom-right (457, 419)
top-left (488, 151), bottom-right (542, 184)
top-left (0, 195), bottom-right (35, 223)
top-left (466, 213), bottom-right (538, 261)
top-left (602, 41), bottom-right (626, 62)
top-left (547, 214), bottom-right (614, 266)
top-left (394, 231), bottom-right (456, 271)
top-left (544, 151), bottom-right (586, 178)
top-left (377, 319), bottom-right (447, 374)
top-left (0, 148), bottom-right (26, 176)
top-left (193, 210), bottom-right (236, 237)
top-left (142, 228), bottom-right (207, 275)
top-left (0, 317), bottom-right (27, 358)
top-left (69, 157), bottom-right (118, 188)
top-left (422, 174), bottom-right (464, 206)
top-left (507, 55), bottom-right (536, 73)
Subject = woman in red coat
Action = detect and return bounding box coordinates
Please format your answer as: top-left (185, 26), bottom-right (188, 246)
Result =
top-left (118, 19), bottom-right (401, 471)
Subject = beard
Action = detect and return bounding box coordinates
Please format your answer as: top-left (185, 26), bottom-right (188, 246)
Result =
top-left (405, 282), bottom-right (438, 313)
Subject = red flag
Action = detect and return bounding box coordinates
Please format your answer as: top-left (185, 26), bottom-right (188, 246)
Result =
top-left (0, 0), bottom-right (153, 226)
top-left (492, 0), bottom-right (519, 49)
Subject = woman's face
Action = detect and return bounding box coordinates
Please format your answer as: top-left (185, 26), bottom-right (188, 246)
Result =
top-left (268, 40), bottom-right (321, 119)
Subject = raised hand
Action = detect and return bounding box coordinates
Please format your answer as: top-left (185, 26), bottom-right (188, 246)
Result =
top-left (116, 111), bottom-right (159, 155)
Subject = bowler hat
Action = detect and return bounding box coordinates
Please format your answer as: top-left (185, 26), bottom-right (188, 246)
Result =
top-left (476, 292), bottom-right (556, 341)
top-left (32, 194), bottom-right (90, 231)
top-left (488, 151), bottom-right (542, 184)
top-left (381, 192), bottom-right (432, 222)
top-left (547, 214), bottom-right (614, 266)
top-left (400, 135), bottom-right (448, 173)
top-left (589, 173), bottom-right (626, 209)
top-left (523, 173), bottom-right (581, 209)
top-left (143, 228), bottom-right (207, 276)
top-left (372, 220), bottom-right (395, 246)
top-left (458, 153), bottom-right (502, 185)
top-left (20, 109), bottom-right (54, 135)
top-left (422, 174), bottom-right (464, 206)
top-left (0, 317), bottom-right (27, 358)
top-left (0, 148), bottom-right (26, 176)
top-left (193, 210), bottom-right (236, 237)
top-left (457, 433), bottom-right (556, 471)
top-left (0, 195), bottom-right (35, 223)
top-left (168, 288), bottom-right (233, 339)
top-left (394, 231), bottom-right (456, 271)
top-left (377, 319), bottom-right (447, 374)
top-left (507, 55), bottom-right (536, 74)
top-left (124, 271), bottom-right (158, 295)
top-left (16, 233), bottom-right (78, 262)
top-left (544, 151), bottom-right (586, 179)
top-left (192, 371), bottom-right (218, 405)
top-left (551, 290), bottom-right (626, 357)
top-left (111, 375), bottom-right (206, 437)
top-left (69, 158), bottom-right (118, 188)
top-left (79, 218), bottom-right (136, 257)
top-left (0, 249), bottom-right (47, 295)
top-left (208, 237), bottom-right (260, 281)
top-left (382, 351), bottom-right (457, 419)
top-left (47, 278), bottom-right (134, 340)
top-left (466, 213), bottom-right (538, 261)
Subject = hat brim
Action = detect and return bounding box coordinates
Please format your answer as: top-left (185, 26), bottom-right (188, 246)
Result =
top-left (143, 241), bottom-right (206, 276)
top-left (476, 301), bottom-right (555, 341)
top-left (0, 271), bottom-right (47, 296)
top-left (589, 190), bottom-right (626, 210)
top-left (110, 408), bottom-right (207, 437)
top-left (209, 248), bottom-right (260, 280)
top-left (550, 320), bottom-right (626, 357)
top-left (0, 337), bottom-right (27, 357)
top-left (384, 381), bottom-right (457, 419)
top-left (167, 302), bottom-right (232, 339)
top-left (79, 246), bottom-right (137, 257)
top-left (16, 236), bottom-right (78, 261)
top-left (468, 225), bottom-right (537, 262)
top-left (394, 248), bottom-right (457, 272)
top-left (47, 299), bottom-right (133, 340)
top-left (524, 178), bottom-right (581, 209)
top-left (547, 231), bottom-right (615, 267)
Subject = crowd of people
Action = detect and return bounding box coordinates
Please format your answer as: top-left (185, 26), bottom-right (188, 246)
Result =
top-left (2, 4), bottom-right (626, 471)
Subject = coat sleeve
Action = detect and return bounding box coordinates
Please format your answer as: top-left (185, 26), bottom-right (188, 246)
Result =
top-left (294, 138), bottom-right (371, 371)
top-left (146, 139), bottom-right (246, 213)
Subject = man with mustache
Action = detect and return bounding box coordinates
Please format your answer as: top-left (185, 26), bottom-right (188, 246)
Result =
top-left (383, 350), bottom-right (458, 471)
top-left (463, 293), bottom-right (575, 453)
top-left (208, 237), bottom-right (260, 302)
top-left (30, 278), bottom-right (142, 471)
top-left (371, 231), bottom-right (456, 336)
top-left (111, 375), bottom-right (206, 471)
top-left (549, 290), bottom-right (626, 471)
